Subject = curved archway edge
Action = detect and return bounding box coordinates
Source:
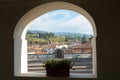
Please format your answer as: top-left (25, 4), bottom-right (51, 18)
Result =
top-left (13, 2), bottom-right (97, 78)
top-left (13, 1), bottom-right (97, 39)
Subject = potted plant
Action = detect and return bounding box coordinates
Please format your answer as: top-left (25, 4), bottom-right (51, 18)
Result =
top-left (44, 59), bottom-right (72, 77)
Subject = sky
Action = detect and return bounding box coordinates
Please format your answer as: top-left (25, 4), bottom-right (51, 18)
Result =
top-left (28, 10), bottom-right (93, 35)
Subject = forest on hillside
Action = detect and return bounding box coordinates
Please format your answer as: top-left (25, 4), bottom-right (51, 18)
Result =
top-left (26, 30), bottom-right (93, 46)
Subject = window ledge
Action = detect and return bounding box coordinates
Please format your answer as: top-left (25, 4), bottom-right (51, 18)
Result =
top-left (16, 72), bottom-right (97, 78)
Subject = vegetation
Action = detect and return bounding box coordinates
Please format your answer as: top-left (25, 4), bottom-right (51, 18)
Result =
top-left (26, 30), bottom-right (92, 46)
top-left (44, 59), bottom-right (72, 77)
top-left (44, 59), bottom-right (72, 68)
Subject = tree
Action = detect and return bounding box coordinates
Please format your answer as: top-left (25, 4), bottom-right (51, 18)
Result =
top-left (81, 35), bottom-right (88, 44)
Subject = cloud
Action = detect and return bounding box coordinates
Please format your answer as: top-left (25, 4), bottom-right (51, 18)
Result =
top-left (60, 15), bottom-right (93, 34)
top-left (28, 10), bottom-right (93, 35)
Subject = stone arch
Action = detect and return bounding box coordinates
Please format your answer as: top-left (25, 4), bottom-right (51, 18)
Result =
top-left (13, 1), bottom-right (97, 78)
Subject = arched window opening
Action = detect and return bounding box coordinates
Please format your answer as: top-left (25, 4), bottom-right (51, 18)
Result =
top-left (14, 2), bottom-right (97, 78)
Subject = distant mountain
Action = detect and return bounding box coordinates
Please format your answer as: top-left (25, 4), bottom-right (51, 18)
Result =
top-left (27, 30), bottom-right (47, 34)
top-left (27, 30), bottom-right (93, 37)
top-left (54, 32), bottom-right (84, 37)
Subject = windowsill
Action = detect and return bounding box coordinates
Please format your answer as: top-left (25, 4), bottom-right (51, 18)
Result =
top-left (16, 72), bottom-right (97, 78)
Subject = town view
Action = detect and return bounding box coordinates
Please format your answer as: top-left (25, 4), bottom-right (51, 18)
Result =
top-left (26, 30), bottom-right (92, 73)
top-left (26, 10), bottom-right (94, 74)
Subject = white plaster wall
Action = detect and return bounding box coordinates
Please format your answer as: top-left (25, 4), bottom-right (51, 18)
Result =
top-left (13, 1), bottom-right (97, 78)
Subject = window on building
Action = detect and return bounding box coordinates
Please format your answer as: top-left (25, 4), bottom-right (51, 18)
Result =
top-left (14, 2), bottom-right (97, 78)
